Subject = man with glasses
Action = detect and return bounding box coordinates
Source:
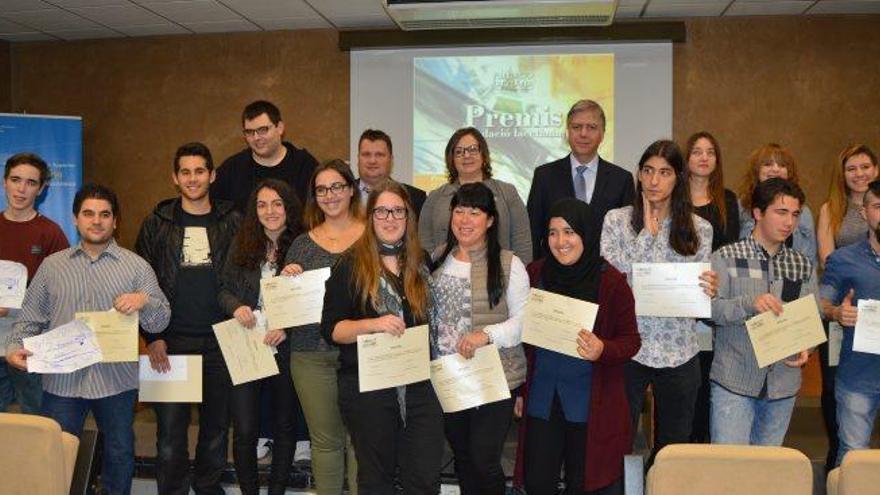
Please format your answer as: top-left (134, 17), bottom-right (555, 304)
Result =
top-left (356, 129), bottom-right (426, 218)
top-left (527, 99), bottom-right (634, 260)
top-left (212, 100), bottom-right (318, 212)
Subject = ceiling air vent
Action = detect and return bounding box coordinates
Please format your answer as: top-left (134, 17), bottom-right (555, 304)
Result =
top-left (384, 0), bottom-right (619, 31)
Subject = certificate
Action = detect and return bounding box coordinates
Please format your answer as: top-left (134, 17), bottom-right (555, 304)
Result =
top-left (139, 355), bottom-right (203, 403)
top-left (260, 267), bottom-right (331, 329)
top-left (23, 320), bottom-right (103, 373)
top-left (523, 288), bottom-right (598, 359)
top-left (746, 295), bottom-right (826, 368)
top-left (182, 227), bottom-right (211, 266)
top-left (430, 345), bottom-right (511, 413)
top-left (75, 309), bottom-right (139, 362)
top-left (632, 262), bottom-right (711, 318)
top-left (357, 325), bottom-right (430, 392)
top-left (212, 311), bottom-right (279, 385)
top-left (0, 260), bottom-right (27, 309)
top-left (853, 299), bottom-right (880, 355)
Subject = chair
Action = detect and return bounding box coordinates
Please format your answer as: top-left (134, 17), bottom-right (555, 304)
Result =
top-left (646, 444), bottom-right (812, 495)
top-left (826, 450), bottom-right (880, 495)
top-left (0, 412), bottom-right (79, 495)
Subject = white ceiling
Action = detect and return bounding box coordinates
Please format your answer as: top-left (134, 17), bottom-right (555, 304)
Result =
top-left (0, 0), bottom-right (878, 42)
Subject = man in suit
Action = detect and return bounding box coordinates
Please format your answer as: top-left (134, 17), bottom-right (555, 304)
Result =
top-left (527, 99), bottom-right (634, 260)
top-left (356, 129), bottom-right (427, 218)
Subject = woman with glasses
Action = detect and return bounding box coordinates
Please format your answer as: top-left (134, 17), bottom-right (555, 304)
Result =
top-left (600, 140), bottom-right (716, 466)
top-left (321, 180), bottom-right (445, 494)
top-left (218, 179), bottom-right (301, 495)
top-left (737, 143), bottom-right (817, 265)
top-left (283, 159), bottom-right (364, 494)
top-left (431, 182), bottom-right (529, 495)
top-left (419, 127), bottom-right (533, 264)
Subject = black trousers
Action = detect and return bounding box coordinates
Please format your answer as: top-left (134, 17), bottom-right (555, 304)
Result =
top-left (154, 334), bottom-right (231, 495)
top-left (525, 394), bottom-right (623, 495)
top-left (819, 321), bottom-right (839, 470)
top-left (338, 376), bottom-right (445, 495)
top-left (444, 397), bottom-right (514, 495)
top-left (229, 341), bottom-right (296, 495)
top-left (690, 350), bottom-right (713, 443)
top-left (625, 356), bottom-right (701, 465)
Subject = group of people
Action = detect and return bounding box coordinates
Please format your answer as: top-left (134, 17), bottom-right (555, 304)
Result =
top-left (1, 97), bottom-right (879, 495)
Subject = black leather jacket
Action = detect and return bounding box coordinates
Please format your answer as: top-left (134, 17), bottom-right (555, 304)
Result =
top-left (134, 197), bottom-right (240, 325)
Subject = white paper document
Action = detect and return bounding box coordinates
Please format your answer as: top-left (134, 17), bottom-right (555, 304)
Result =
top-left (139, 355), bottom-right (203, 403)
top-left (75, 309), bottom-right (139, 362)
top-left (430, 345), bottom-right (511, 413)
top-left (23, 320), bottom-right (103, 373)
top-left (182, 227), bottom-right (211, 266)
top-left (853, 299), bottom-right (880, 355)
top-left (357, 325), bottom-right (430, 392)
top-left (632, 262), bottom-right (711, 318)
top-left (746, 295), bottom-right (826, 368)
top-left (212, 311), bottom-right (279, 385)
top-left (260, 267), bottom-right (331, 329)
top-left (0, 260), bottom-right (27, 309)
top-left (523, 288), bottom-right (598, 359)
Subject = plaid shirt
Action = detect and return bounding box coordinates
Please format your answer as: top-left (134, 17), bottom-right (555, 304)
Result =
top-left (709, 236), bottom-right (818, 399)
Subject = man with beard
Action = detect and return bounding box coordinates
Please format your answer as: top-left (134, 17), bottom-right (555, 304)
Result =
top-left (821, 179), bottom-right (880, 467)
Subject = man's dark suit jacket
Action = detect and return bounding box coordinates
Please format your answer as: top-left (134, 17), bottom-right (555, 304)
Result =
top-left (357, 179), bottom-right (427, 220)
top-left (527, 154), bottom-right (635, 260)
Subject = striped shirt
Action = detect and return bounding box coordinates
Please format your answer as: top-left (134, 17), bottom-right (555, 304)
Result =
top-left (710, 236), bottom-right (818, 399)
top-left (7, 240), bottom-right (170, 399)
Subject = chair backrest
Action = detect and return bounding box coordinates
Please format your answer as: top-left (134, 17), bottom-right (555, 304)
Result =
top-left (0, 412), bottom-right (79, 495)
top-left (646, 444), bottom-right (812, 495)
top-left (837, 450), bottom-right (880, 495)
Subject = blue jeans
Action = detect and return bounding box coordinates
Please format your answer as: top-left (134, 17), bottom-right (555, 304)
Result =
top-left (0, 358), bottom-right (42, 413)
top-left (42, 389), bottom-right (137, 495)
top-left (709, 381), bottom-right (796, 445)
top-left (835, 380), bottom-right (880, 467)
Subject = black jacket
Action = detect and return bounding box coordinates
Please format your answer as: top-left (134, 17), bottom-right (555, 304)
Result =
top-left (135, 197), bottom-right (241, 340)
top-left (527, 154), bottom-right (634, 260)
top-left (211, 141), bottom-right (318, 213)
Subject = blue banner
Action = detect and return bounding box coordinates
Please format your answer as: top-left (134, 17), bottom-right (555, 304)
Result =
top-left (0, 114), bottom-right (83, 243)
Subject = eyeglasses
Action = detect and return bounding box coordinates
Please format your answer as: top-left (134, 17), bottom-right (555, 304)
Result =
top-left (372, 207), bottom-right (407, 220)
top-left (314, 182), bottom-right (349, 197)
top-left (242, 125), bottom-right (275, 138)
top-left (453, 145), bottom-right (480, 158)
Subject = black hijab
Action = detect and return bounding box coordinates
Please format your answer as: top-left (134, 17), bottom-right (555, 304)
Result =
top-left (541, 199), bottom-right (603, 303)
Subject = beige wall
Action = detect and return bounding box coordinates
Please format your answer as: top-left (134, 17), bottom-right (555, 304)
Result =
top-left (8, 15), bottom-right (880, 253)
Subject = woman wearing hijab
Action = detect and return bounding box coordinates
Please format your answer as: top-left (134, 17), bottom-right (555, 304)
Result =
top-left (514, 199), bottom-right (640, 495)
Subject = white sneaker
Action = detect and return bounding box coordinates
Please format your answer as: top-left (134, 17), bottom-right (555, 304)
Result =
top-left (294, 440), bottom-right (311, 464)
top-left (257, 437), bottom-right (272, 459)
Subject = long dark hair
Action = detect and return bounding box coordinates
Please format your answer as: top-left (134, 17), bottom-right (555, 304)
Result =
top-left (433, 182), bottom-right (504, 308)
top-left (631, 139), bottom-right (699, 256)
top-left (232, 179), bottom-right (303, 271)
top-left (444, 127), bottom-right (493, 183)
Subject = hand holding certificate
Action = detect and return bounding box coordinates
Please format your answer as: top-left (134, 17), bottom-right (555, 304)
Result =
top-left (0, 260), bottom-right (27, 309)
top-left (746, 295), bottom-right (826, 368)
top-left (357, 325), bottom-right (430, 392)
top-left (260, 267), bottom-right (331, 329)
top-left (139, 355), bottom-right (203, 402)
top-left (632, 262), bottom-right (711, 318)
top-left (23, 320), bottom-right (103, 373)
top-left (853, 299), bottom-right (880, 355)
top-left (430, 345), bottom-right (511, 413)
top-left (213, 310), bottom-right (279, 385)
top-left (75, 309), bottom-right (139, 362)
top-left (523, 288), bottom-right (598, 359)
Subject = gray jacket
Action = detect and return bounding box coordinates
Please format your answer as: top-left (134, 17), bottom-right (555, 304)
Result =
top-left (419, 178), bottom-right (533, 264)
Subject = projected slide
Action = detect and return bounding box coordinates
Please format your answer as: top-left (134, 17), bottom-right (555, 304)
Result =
top-left (413, 54), bottom-right (614, 199)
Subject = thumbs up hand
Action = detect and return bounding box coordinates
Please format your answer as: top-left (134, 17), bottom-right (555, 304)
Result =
top-left (836, 289), bottom-right (858, 327)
